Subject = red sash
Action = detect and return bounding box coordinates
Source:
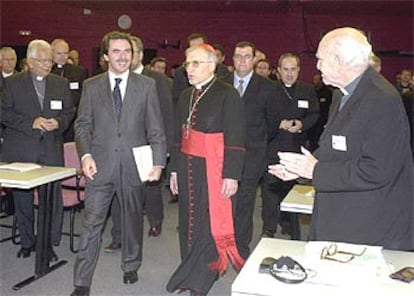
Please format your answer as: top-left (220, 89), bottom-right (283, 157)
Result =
top-left (181, 127), bottom-right (245, 274)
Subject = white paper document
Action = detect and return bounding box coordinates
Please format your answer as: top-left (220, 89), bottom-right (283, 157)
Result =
top-left (132, 145), bottom-right (153, 182)
top-left (0, 162), bottom-right (42, 173)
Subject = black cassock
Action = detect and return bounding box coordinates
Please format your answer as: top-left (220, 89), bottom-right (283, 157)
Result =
top-left (167, 79), bottom-right (245, 294)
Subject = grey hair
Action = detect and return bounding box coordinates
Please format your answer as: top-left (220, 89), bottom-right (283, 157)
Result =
top-left (26, 39), bottom-right (52, 59)
top-left (0, 46), bottom-right (17, 59)
top-left (185, 45), bottom-right (218, 65)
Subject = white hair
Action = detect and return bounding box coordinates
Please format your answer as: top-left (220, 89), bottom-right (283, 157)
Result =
top-left (26, 39), bottom-right (52, 59)
top-left (323, 27), bottom-right (372, 69)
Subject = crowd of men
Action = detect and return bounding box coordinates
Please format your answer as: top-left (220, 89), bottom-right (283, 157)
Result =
top-left (0, 27), bottom-right (413, 296)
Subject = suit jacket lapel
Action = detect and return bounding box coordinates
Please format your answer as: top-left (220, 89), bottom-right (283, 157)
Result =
top-left (100, 74), bottom-right (118, 122)
top-left (23, 72), bottom-right (43, 111)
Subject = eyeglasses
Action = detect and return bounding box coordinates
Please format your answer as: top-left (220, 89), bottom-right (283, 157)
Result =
top-left (182, 60), bottom-right (213, 69)
top-left (233, 54), bottom-right (253, 61)
top-left (320, 244), bottom-right (367, 263)
top-left (32, 58), bottom-right (53, 65)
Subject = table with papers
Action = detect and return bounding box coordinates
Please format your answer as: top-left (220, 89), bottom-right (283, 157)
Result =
top-left (0, 164), bottom-right (76, 290)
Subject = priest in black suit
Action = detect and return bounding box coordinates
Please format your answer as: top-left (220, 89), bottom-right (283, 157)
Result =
top-left (51, 38), bottom-right (88, 141)
top-left (270, 27), bottom-right (414, 251)
top-left (262, 53), bottom-right (319, 238)
top-left (1, 39), bottom-right (75, 259)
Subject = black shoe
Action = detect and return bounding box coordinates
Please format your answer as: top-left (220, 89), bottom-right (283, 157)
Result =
top-left (262, 229), bottom-right (275, 238)
top-left (70, 286), bottom-right (90, 296)
top-left (48, 247), bottom-right (58, 262)
top-left (148, 225), bottom-right (162, 237)
top-left (16, 247), bottom-right (32, 258)
top-left (123, 271), bottom-right (138, 284)
top-left (104, 242), bottom-right (121, 253)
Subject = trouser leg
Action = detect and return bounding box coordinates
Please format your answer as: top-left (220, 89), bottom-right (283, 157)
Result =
top-left (119, 184), bottom-right (144, 272)
top-left (144, 181), bottom-right (164, 228)
top-left (73, 184), bottom-right (114, 287)
top-left (234, 178), bottom-right (260, 259)
top-left (13, 189), bottom-right (35, 248)
top-left (110, 194), bottom-right (122, 244)
top-left (261, 173), bottom-right (280, 233)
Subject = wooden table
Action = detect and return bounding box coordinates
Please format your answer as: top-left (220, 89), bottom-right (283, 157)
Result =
top-left (0, 165), bottom-right (76, 290)
top-left (232, 238), bottom-right (414, 296)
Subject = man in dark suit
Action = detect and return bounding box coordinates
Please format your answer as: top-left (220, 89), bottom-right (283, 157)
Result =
top-left (1, 39), bottom-right (75, 259)
top-left (51, 38), bottom-right (88, 142)
top-left (104, 35), bottom-right (173, 253)
top-left (262, 53), bottom-right (319, 238)
top-left (222, 41), bottom-right (279, 259)
top-left (71, 31), bottom-right (166, 296)
top-left (269, 27), bottom-right (414, 251)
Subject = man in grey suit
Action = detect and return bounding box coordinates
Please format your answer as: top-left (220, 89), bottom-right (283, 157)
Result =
top-left (104, 35), bottom-right (174, 252)
top-left (2, 39), bottom-right (75, 259)
top-left (71, 31), bottom-right (167, 296)
top-left (269, 27), bottom-right (414, 250)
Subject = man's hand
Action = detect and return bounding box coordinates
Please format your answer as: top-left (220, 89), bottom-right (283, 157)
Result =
top-left (82, 155), bottom-right (97, 180)
top-left (170, 173), bottom-right (178, 195)
top-left (221, 178), bottom-right (238, 198)
top-left (278, 146), bottom-right (318, 179)
top-left (287, 119), bottom-right (303, 133)
top-left (268, 164), bottom-right (299, 181)
top-left (42, 118), bottom-right (59, 131)
top-left (32, 117), bottom-right (48, 131)
top-left (148, 165), bottom-right (163, 182)
top-left (32, 117), bottom-right (59, 132)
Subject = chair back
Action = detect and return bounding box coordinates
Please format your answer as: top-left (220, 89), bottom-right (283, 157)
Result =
top-left (62, 142), bottom-right (85, 188)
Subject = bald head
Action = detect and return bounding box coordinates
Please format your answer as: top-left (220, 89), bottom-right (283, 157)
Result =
top-left (316, 27), bottom-right (372, 88)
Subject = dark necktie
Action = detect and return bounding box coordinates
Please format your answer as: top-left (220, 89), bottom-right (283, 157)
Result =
top-left (113, 78), bottom-right (122, 121)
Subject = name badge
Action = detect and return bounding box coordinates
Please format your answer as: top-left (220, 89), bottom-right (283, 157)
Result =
top-left (69, 82), bottom-right (79, 90)
top-left (50, 100), bottom-right (62, 110)
top-left (298, 100), bottom-right (309, 109)
top-left (332, 135), bottom-right (347, 151)
top-left (320, 97), bottom-right (327, 103)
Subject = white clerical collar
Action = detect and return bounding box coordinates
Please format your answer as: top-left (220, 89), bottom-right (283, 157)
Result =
top-left (284, 83), bottom-right (292, 88)
top-left (340, 88), bottom-right (349, 96)
top-left (133, 64), bottom-right (144, 75)
top-left (2, 71), bottom-right (14, 78)
top-left (195, 75), bottom-right (215, 90)
top-left (57, 64), bottom-right (64, 68)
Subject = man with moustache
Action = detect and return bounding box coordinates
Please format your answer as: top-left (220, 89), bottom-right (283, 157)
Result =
top-left (269, 27), bottom-right (413, 250)
top-left (104, 35), bottom-right (173, 253)
top-left (71, 31), bottom-right (166, 296)
top-left (1, 39), bottom-right (75, 259)
top-left (167, 44), bottom-right (245, 296)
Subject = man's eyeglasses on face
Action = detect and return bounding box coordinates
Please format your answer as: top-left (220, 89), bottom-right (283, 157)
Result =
top-left (182, 60), bottom-right (213, 69)
top-left (233, 54), bottom-right (253, 61)
top-left (32, 58), bottom-right (53, 65)
top-left (320, 244), bottom-right (367, 263)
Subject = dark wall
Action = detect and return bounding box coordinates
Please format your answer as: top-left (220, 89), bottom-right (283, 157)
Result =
top-left (1, 1), bottom-right (413, 83)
